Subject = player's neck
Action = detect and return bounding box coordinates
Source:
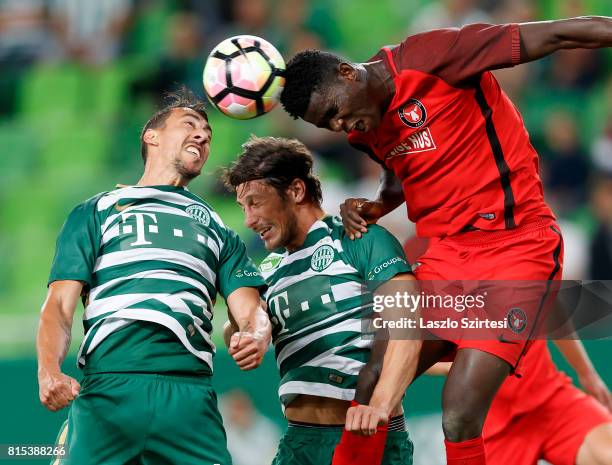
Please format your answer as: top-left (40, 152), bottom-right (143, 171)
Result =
top-left (365, 60), bottom-right (395, 110)
top-left (285, 206), bottom-right (326, 253)
top-left (137, 163), bottom-right (191, 187)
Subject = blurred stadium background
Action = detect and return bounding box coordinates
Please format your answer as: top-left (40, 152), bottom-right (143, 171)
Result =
top-left (0, 0), bottom-right (611, 464)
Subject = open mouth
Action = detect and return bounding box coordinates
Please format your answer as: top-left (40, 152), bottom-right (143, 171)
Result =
top-left (185, 144), bottom-right (201, 159)
top-left (258, 226), bottom-right (272, 239)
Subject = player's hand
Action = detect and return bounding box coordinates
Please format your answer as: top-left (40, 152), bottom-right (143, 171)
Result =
top-left (38, 368), bottom-right (80, 412)
top-left (228, 331), bottom-right (268, 371)
top-left (345, 403), bottom-right (390, 436)
top-left (339, 198), bottom-right (385, 240)
top-left (579, 370), bottom-right (612, 412)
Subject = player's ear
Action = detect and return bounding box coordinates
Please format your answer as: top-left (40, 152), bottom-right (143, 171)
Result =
top-left (143, 128), bottom-right (159, 147)
top-left (338, 63), bottom-right (357, 81)
top-left (288, 179), bottom-right (307, 204)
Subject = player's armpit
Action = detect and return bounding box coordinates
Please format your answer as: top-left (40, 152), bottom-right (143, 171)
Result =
top-left (519, 16), bottom-right (612, 63)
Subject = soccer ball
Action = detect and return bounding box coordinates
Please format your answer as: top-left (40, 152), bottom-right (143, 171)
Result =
top-left (203, 35), bottom-right (285, 120)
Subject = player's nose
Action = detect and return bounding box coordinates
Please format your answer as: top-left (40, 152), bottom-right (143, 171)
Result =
top-left (244, 210), bottom-right (257, 229)
top-left (192, 128), bottom-right (210, 144)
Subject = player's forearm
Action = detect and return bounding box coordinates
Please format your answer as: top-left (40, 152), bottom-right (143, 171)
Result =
top-left (37, 308), bottom-right (72, 372)
top-left (520, 16), bottom-right (612, 62)
top-left (226, 287), bottom-right (271, 340)
top-left (355, 338), bottom-right (388, 404)
top-left (554, 339), bottom-right (596, 377)
top-left (374, 169), bottom-right (404, 216)
top-left (368, 339), bottom-right (422, 415)
top-left (37, 282), bottom-right (81, 373)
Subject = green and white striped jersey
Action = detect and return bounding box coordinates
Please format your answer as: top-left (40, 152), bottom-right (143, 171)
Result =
top-left (259, 216), bottom-right (411, 407)
top-left (48, 185), bottom-right (265, 372)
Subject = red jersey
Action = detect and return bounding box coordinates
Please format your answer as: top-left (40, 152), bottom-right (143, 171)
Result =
top-left (348, 24), bottom-right (555, 237)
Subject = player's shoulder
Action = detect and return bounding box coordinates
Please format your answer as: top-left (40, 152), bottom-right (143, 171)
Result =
top-left (70, 191), bottom-right (111, 216)
top-left (183, 192), bottom-right (228, 230)
top-left (342, 220), bottom-right (396, 245)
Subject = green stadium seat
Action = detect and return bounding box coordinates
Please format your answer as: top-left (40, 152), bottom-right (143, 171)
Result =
top-left (0, 121), bottom-right (40, 191)
top-left (18, 64), bottom-right (85, 125)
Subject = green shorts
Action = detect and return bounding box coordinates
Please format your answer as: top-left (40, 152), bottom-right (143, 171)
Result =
top-left (50, 372), bottom-right (231, 465)
top-left (271, 424), bottom-right (413, 465)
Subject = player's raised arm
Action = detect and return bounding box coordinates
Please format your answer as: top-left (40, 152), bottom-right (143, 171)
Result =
top-left (226, 287), bottom-right (271, 371)
top-left (340, 168), bottom-right (404, 240)
top-left (37, 280), bottom-right (83, 412)
top-left (519, 16), bottom-right (612, 63)
top-left (345, 274), bottom-right (422, 435)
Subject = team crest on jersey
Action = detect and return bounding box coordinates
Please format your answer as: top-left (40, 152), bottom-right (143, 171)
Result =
top-left (311, 245), bottom-right (335, 272)
top-left (398, 98), bottom-right (427, 128)
top-left (507, 308), bottom-right (527, 334)
top-left (186, 204), bottom-right (210, 226)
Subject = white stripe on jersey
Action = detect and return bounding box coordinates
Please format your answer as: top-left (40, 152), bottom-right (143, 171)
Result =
top-left (260, 238), bottom-right (344, 282)
top-left (100, 203), bottom-right (193, 237)
top-left (84, 291), bottom-right (207, 321)
top-left (276, 318), bottom-right (362, 366)
top-left (94, 248), bottom-right (216, 287)
top-left (268, 236), bottom-right (333, 270)
top-left (78, 309), bottom-right (214, 368)
top-left (303, 337), bottom-right (371, 372)
top-left (273, 305), bottom-right (365, 345)
top-left (89, 269), bottom-right (213, 310)
top-left (279, 381), bottom-right (355, 402)
top-left (330, 281), bottom-right (363, 302)
top-left (264, 261), bottom-right (358, 299)
top-left (79, 317), bottom-right (134, 365)
top-left (97, 187), bottom-right (196, 211)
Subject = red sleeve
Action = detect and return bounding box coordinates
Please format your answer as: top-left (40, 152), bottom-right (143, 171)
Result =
top-left (391, 23), bottom-right (521, 86)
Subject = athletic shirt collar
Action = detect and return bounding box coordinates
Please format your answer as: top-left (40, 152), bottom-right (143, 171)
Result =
top-left (284, 218), bottom-right (332, 254)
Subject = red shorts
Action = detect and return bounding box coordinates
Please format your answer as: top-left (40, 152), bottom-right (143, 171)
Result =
top-left (484, 383), bottom-right (612, 465)
top-left (414, 218), bottom-right (564, 371)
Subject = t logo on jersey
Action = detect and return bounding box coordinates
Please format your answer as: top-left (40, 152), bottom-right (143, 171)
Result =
top-left (398, 98), bottom-right (427, 128)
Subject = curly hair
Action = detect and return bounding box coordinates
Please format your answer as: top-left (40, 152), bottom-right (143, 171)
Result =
top-left (140, 86), bottom-right (208, 163)
top-left (280, 49), bottom-right (344, 120)
top-left (222, 135), bottom-right (323, 207)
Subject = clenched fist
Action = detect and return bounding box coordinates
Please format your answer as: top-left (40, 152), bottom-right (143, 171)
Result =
top-left (38, 368), bottom-right (80, 412)
top-left (228, 331), bottom-right (268, 371)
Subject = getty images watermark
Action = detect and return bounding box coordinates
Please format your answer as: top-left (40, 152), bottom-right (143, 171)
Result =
top-left (362, 280), bottom-right (612, 340)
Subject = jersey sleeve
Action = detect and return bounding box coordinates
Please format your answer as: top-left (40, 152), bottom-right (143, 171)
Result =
top-left (344, 224), bottom-right (412, 286)
top-left (217, 228), bottom-right (267, 299)
top-left (392, 23), bottom-right (521, 86)
top-left (48, 198), bottom-right (101, 286)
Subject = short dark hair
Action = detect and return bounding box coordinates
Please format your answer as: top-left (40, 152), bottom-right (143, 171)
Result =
top-left (222, 135), bottom-right (323, 207)
top-left (280, 49), bottom-right (343, 120)
top-left (140, 87), bottom-right (208, 163)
